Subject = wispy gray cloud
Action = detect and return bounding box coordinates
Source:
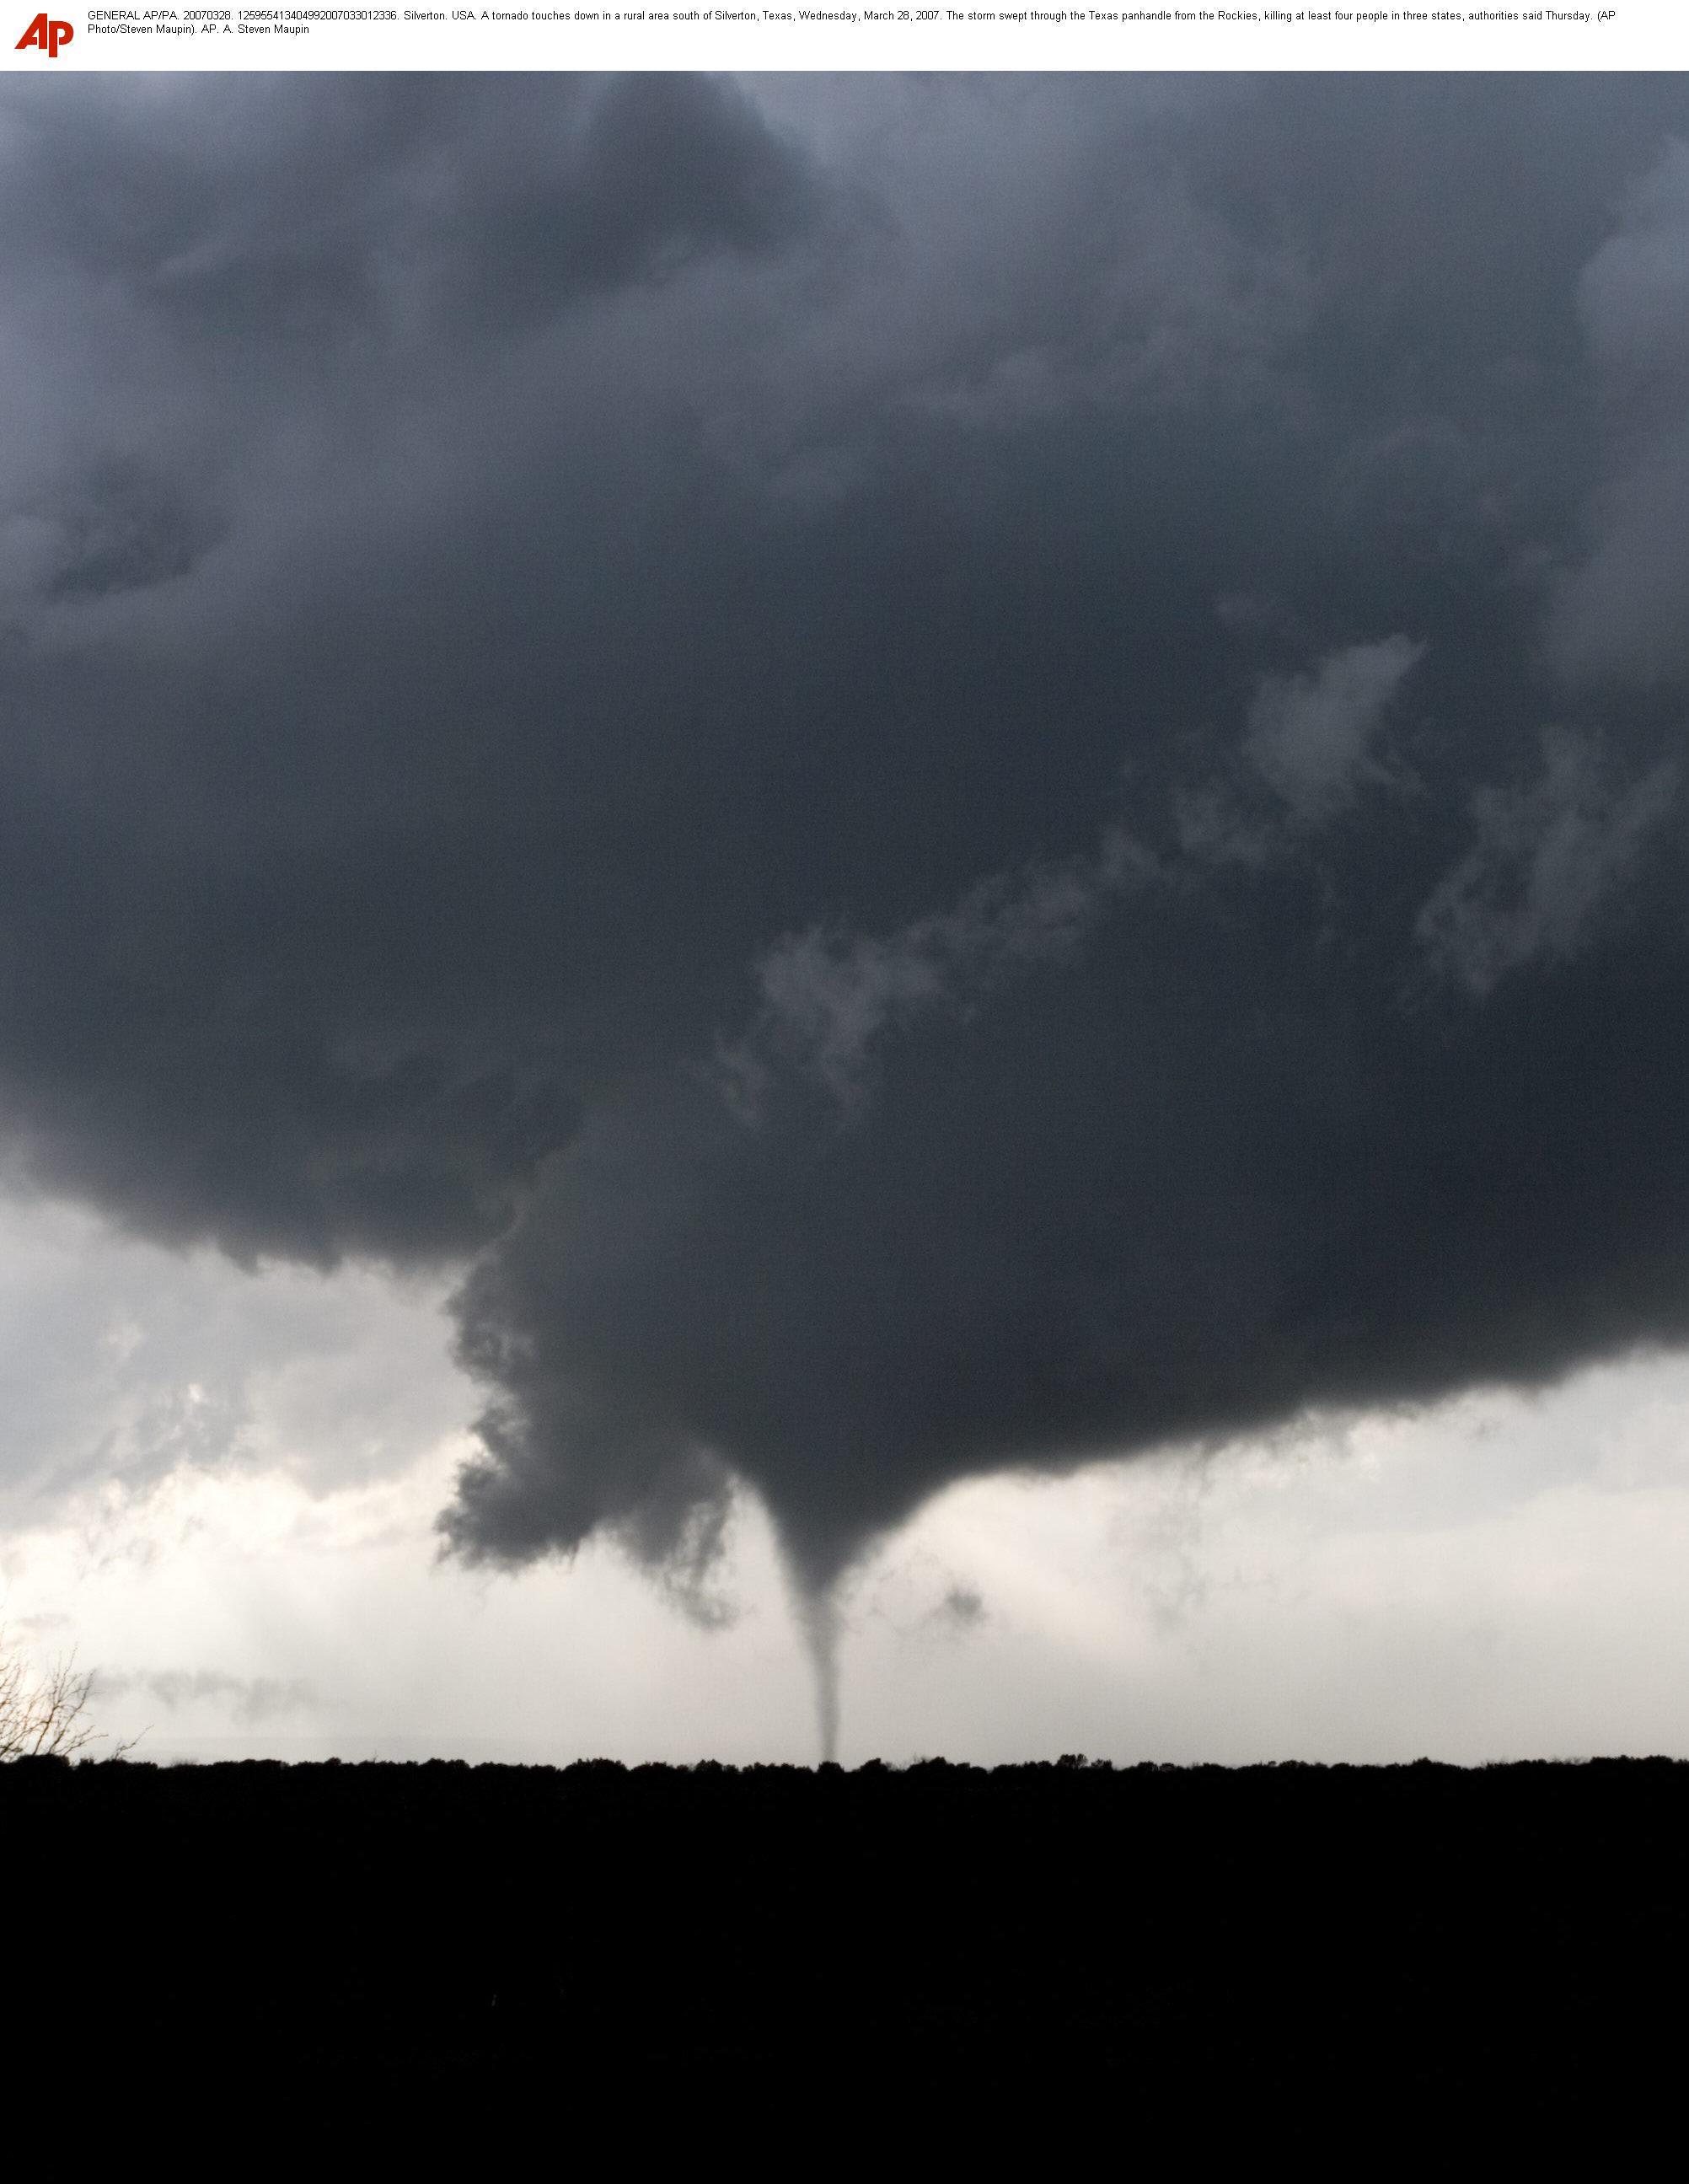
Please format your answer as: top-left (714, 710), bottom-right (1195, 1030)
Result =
top-left (1416, 729), bottom-right (1677, 997)
top-left (1245, 636), bottom-right (1425, 825)
top-left (91, 1668), bottom-right (318, 1725)
top-left (929, 1583), bottom-right (988, 1634)
top-left (716, 826), bottom-right (1157, 1122)
top-left (1552, 139), bottom-right (1689, 684)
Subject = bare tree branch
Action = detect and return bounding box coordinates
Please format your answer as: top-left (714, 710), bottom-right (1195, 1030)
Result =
top-left (0, 1629), bottom-right (108, 1763)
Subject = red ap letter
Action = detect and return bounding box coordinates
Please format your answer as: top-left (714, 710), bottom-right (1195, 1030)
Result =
top-left (14, 11), bottom-right (73, 50)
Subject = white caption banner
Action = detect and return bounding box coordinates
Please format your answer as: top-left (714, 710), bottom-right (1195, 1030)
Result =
top-left (1, 0), bottom-right (1677, 70)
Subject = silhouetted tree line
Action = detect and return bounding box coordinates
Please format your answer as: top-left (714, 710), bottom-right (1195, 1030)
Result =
top-left (7, 1752), bottom-right (1684, 2136)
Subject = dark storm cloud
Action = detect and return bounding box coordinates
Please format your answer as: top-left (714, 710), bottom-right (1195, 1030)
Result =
top-left (5, 77), bottom-right (1689, 1631)
top-left (0, 72), bottom-right (823, 1264)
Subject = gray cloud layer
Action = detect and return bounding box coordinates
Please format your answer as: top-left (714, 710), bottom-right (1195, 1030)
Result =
top-left (4, 77), bottom-right (1689, 1618)
top-left (89, 1668), bottom-right (318, 1725)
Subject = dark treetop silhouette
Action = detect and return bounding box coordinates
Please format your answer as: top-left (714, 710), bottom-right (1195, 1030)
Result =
top-left (6, 1754), bottom-right (1687, 2134)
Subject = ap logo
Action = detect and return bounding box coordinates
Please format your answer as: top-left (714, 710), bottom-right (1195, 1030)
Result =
top-left (15, 11), bottom-right (74, 51)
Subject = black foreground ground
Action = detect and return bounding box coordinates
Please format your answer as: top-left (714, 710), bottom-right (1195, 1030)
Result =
top-left (6, 1753), bottom-right (1684, 2133)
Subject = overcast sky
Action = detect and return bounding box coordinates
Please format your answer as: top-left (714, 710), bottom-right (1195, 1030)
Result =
top-left (5, 73), bottom-right (1689, 1764)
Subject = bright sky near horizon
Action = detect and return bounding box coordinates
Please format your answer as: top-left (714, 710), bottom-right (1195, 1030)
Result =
top-left (8, 1194), bottom-right (1689, 1765)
